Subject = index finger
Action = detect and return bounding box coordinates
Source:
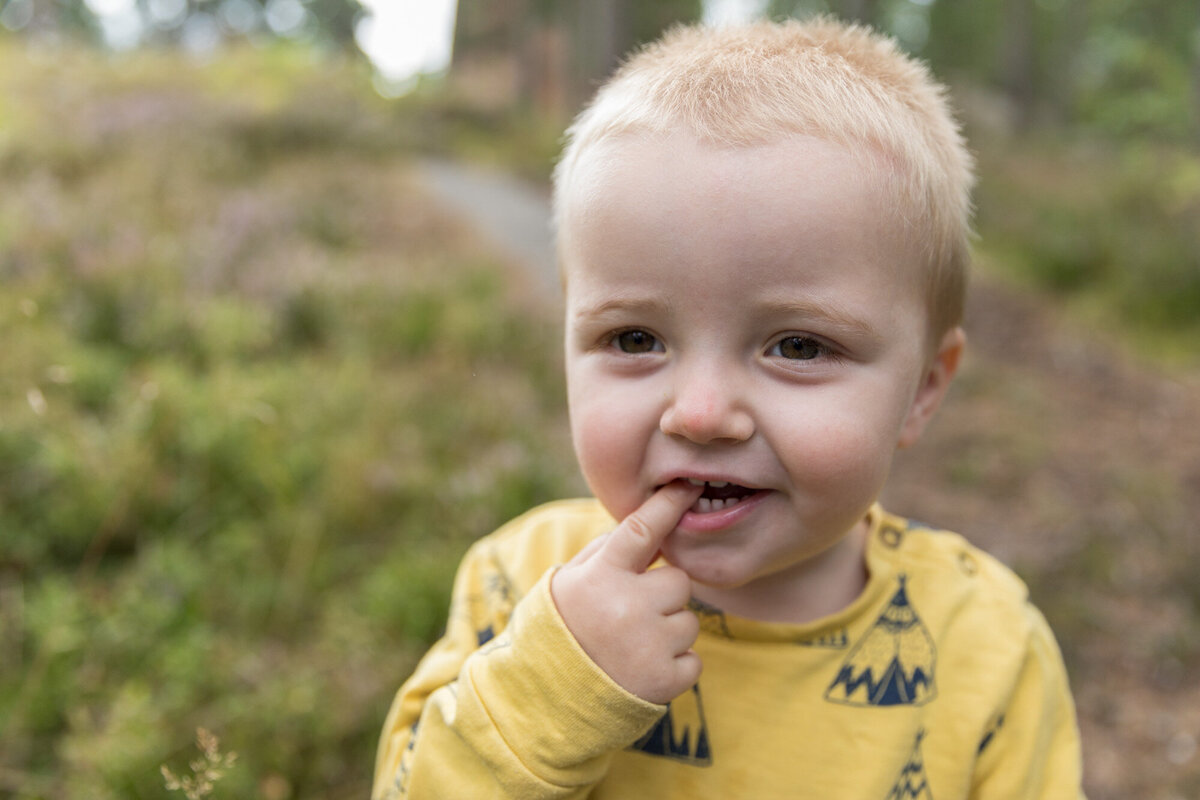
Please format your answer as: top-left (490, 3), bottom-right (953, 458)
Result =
top-left (601, 481), bottom-right (701, 573)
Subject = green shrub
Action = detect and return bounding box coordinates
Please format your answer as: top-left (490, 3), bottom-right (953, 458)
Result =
top-left (976, 139), bottom-right (1200, 364)
top-left (0, 40), bottom-right (577, 798)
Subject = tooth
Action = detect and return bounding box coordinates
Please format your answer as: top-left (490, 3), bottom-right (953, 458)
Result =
top-left (687, 478), bottom-right (705, 487)
top-left (696, 497), bottom-right (713, 513)
top-left (711, 498), bottom-right (726, 510)
top-left (708, 481), bottom-right (729, 488)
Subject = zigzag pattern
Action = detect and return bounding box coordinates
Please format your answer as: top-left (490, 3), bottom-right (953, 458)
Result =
top-left (827, 659), bottom-right (933, 706)
top-left (885, 729), bottom-right (934, 800)
top-left (825, 575), bottom-right (937, 707)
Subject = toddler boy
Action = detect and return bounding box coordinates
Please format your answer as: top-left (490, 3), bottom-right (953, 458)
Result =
top-left (375, 18), bottom-right (1084, 799)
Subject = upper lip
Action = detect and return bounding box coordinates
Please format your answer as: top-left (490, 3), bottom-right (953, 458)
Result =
top-left (655, 471), bottom-right (766, 490)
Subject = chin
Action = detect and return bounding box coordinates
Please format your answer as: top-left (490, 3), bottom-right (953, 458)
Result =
top-left (663, 548), bottom-right (747, 590)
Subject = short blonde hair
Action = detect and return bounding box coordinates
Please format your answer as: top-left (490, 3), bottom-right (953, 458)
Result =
top-left (553, 18), bottom-right (975, 337)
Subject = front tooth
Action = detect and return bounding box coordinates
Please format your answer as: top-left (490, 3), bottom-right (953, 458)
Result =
top-left (687, 478), bottom-right (706, 487)
top-left (695, 497), bottom-right (713, 513)
top-left (708, 481), bottom-right (729, 488)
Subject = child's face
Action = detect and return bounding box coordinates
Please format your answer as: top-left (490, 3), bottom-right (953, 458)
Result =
top-left (562, 130), bottom-right (960, 615)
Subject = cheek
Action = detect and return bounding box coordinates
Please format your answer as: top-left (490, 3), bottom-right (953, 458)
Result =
top-left (773, 397), bottom-right (900, 493)
top-left (568, 385), bottom-right (648, 515)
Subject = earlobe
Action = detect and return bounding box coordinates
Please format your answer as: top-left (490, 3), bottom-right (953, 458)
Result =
top-left (898, 327), bottom-right (965, 449)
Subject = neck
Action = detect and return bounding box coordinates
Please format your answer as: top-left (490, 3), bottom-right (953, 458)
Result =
top-left (690, 519), bottom-right (870, 625)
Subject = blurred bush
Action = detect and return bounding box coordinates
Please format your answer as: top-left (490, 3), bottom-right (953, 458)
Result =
top-left (975, 137), bottom-right (1200, 365)
top-left (0, 40), bottom-right (579, 799)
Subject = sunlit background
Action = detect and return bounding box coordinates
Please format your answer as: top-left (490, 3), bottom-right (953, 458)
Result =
top-left (1, 1), bottom-right (1198, 799)
top-left (0, 0), bottom-right (460, 92)
top-left (0, 0), bottom-right (952, 93)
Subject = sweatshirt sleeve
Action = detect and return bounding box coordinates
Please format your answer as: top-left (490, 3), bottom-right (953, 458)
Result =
top-left (970, 602), bottom-right (1086, 799)
top-left (372, 536), bottom-right (666, 800)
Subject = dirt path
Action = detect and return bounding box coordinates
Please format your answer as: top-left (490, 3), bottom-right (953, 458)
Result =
top-left (412, 159), bottom-right (560, 298)
top-left (412, 158), bottom-right (1200, 800)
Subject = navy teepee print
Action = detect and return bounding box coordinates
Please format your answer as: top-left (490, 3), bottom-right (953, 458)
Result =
top-left (825, 575), bottom-right (936, 706)
top-left (977, 714), bottom-right (1005, 755)
top-left (466, 549), bottom-right (517, 649)
top-left (688, 597), bottom-right (732, 638)
top-left (631, 684), bottom-right (712, 766)
top-left (797, 627), bottom-right (849, 648)
top-left (885, 728), bottom-right (934, 799)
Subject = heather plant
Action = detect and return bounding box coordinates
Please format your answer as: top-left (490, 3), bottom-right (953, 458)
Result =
top-left (161, 729), bottom-right (238, 800)
top-left (0, 40), bottom-right (577, 799)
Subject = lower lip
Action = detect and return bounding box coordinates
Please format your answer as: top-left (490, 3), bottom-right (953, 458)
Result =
top-left (677, 490), bottom-right (770, 533)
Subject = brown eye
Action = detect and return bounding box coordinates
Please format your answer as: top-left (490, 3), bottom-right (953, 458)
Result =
top-left (776, 336), bottom-right (824, 360)
top-left (615, 330), bottom-right (660, 353)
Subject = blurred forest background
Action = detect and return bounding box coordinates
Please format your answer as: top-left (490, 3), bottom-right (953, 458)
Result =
top-left (1, 0), bottom-right (1198, 798)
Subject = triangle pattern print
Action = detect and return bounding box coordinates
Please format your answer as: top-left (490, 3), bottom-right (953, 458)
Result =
top-left (630, 684), bottom-right (712, 766)
top-left (824, 575), bottom-right (937, 706)
top-left (885, 728), bottom-right (934, 800)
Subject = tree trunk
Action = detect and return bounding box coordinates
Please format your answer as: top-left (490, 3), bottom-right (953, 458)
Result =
top-left (565, 0), bottom-right (634, 107)
top-left (839, 0), bottom-right (879, 27)
top-left (1000, 0), bottom-right (1037, 131)
top-left (1044, 0), bottom-right (1086, 127)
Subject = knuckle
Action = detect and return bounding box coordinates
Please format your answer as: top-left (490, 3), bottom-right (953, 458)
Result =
top-left (622, 512), bottom-right (653, 544)
top-left (665, 566), bottom-right (692, 594)
top-left (652, 566), bottom-right (693, 605)
top-left (642, 676), bottom-right (676, 705)
top-left (664, 611), bottom-right (699, 651)
top-left (679, 654), bottom-right (703, 685)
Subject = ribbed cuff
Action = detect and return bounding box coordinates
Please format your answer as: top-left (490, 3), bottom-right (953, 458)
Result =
top-left (461, 567), bottom-right (666, 788)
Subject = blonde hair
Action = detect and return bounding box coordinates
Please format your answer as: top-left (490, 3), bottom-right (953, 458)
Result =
top-left (553, 18), bottom-right (975, 336)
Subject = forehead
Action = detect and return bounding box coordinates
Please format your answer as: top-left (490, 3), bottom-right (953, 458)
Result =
top-left (560, 129), bottom-right (923, 305)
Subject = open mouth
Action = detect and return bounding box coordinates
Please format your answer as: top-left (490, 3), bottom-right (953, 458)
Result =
top-left (684, 477), bottom-right (759, 513)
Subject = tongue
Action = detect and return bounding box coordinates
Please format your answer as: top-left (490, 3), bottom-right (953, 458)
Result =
top-left (703, 483), bottom-right (754, 501)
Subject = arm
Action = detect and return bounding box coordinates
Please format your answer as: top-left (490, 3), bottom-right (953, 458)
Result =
top-left (970, 604), bottom-right (1086, 799)
top-left (373, 568), bottom-right (665, 799)
top-left (373, 484), bottom-right (702, 799)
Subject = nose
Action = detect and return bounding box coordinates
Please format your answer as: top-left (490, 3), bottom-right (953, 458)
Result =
top-left (659, 362), bottom-right (755, 445)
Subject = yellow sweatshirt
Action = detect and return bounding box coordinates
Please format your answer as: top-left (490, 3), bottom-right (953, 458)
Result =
top-left (374, 499), bottom-right (1084, 799)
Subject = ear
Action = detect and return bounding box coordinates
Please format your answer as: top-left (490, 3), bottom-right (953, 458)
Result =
top-left (898, 326), bottom-right (965, 449)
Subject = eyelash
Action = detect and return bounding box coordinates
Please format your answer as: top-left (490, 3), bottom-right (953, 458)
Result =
top-left (607, 328), bottom-right (663, 354)
top-left (767, 335), bottom-right (837, 362)
top-left (603, 330), bottom-right (839, 363)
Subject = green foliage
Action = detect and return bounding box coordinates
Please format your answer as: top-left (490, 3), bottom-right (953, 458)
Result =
top-left (976, 138), bottom-right (1200, 364)
top-left (631, 0), bottom-right (704, 43)
top-left (0, 41), bottom-right (580, 799)
top-left (1076, 26), bottom-right (1199, 141)
top-left (383, 83), bottom-right (567, 181)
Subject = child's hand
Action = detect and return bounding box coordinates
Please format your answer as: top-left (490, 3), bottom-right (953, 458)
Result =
top-left (551, 481), bottom-right (704, 705)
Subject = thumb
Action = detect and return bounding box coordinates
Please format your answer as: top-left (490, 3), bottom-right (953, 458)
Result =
top-left (600, 481), bottom-right (701, 573)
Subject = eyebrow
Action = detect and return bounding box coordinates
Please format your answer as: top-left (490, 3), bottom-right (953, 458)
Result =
top-left (570, 295), bottom-right (881, 341)
top-left (760, 298), bottom-right (881, 341)
top-left (570, 296), bottom-right (672, 323)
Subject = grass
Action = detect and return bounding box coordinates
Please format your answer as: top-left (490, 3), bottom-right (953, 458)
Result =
top-left (0, 38), bottom-right (578, 799)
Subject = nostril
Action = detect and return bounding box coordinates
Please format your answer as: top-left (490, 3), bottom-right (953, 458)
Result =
top-left (660, 387), bottom-right (754, 444)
